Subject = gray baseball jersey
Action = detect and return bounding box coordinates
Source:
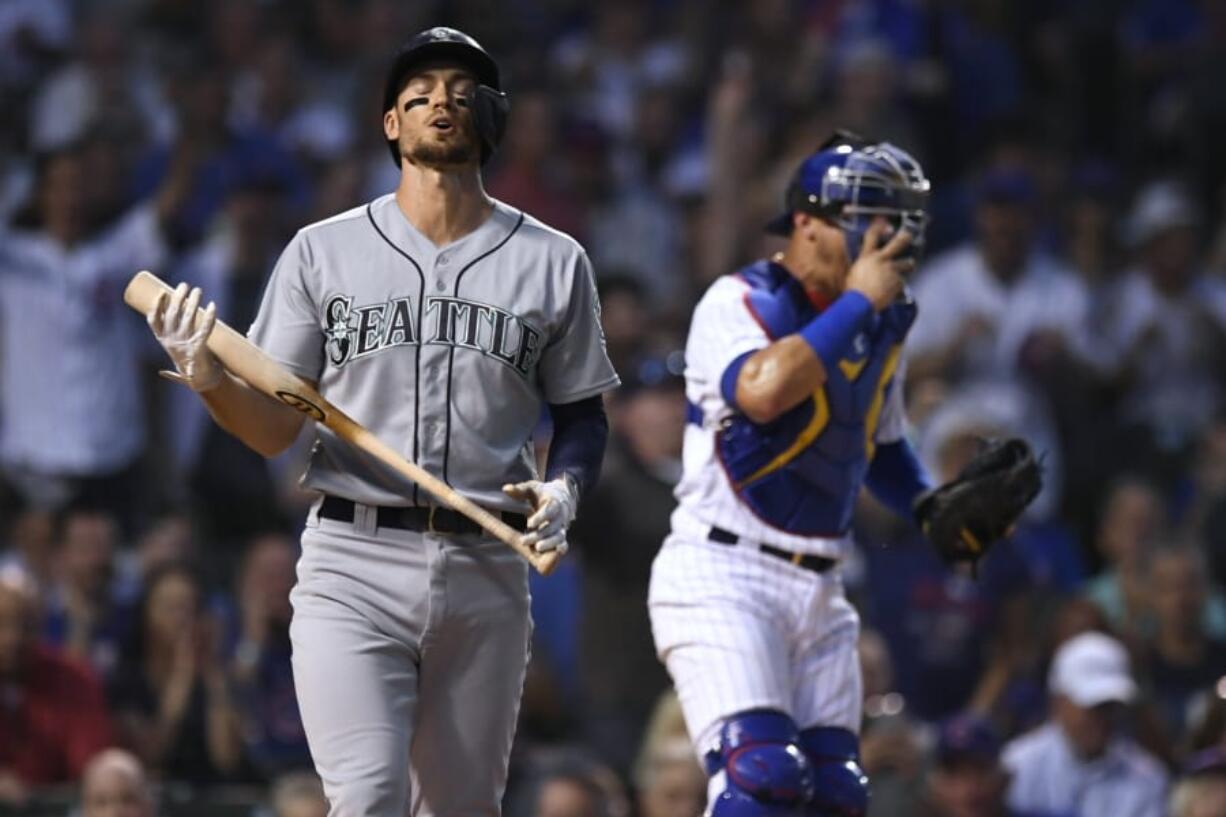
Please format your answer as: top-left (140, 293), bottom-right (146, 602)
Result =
top-left (247, 193), bottom-right (619, 509)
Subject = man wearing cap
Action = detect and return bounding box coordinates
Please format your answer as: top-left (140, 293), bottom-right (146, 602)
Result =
top-left (922, 714), bottom-right (1020, 817)
top-left (1002, 632), bottom-right (1168, 817)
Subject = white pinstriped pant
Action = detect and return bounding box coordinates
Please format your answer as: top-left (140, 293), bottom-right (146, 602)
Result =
top-left (648, 531), bottom-right (863, 753)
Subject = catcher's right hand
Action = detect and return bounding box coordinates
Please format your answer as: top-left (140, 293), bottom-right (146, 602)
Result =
top-left (913, 437), bottom-right (1042, 569)
top-left (147, 283), bottom-right (223, 392)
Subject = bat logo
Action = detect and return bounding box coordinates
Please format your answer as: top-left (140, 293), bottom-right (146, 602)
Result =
top-left (276, 391), bottom-right (326, 421)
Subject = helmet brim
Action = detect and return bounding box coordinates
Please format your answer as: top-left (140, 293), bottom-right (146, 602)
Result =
top-left (764, 212), bottom-right (794, 236)
top-left (383, 41), bottom-right (501, 113)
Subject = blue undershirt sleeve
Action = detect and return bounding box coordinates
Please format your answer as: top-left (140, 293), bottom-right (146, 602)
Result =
top-left (866, 439), bottom-right (932, 521)
top-left (545, 395), bottom-right (609, 498)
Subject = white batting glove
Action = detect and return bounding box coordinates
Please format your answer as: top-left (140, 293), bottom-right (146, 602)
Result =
top-left (147, 283), bottom-right (223, 393)
top-left (501, 475), bottom-right (578, 555)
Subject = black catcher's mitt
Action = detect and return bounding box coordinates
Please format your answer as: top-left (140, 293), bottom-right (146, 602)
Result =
top-left (913, 438), bottom-right (1043, 568)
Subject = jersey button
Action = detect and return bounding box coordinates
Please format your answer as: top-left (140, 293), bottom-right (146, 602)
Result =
top-left (438, 253), bottom-right (451, 265)
top-left (435, 280), bottom-right (446, 292)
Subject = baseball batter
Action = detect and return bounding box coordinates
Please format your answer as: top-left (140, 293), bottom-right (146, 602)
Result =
top-left (648, 134), bottom-right (933, 816)
top-left (145, 28), bottom-right (619, 817)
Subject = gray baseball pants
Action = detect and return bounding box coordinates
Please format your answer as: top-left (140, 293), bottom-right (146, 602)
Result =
top-left (290, 505), bottom-right (532, 817)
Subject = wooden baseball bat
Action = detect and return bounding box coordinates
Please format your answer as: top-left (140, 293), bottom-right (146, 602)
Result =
top-left (124, 270), bottom-right (561, 576)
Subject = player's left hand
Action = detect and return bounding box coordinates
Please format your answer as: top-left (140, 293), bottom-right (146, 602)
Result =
top-left (501, 476), bottom-right (578, 555)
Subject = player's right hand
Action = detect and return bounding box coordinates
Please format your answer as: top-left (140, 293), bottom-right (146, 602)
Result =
top-left (147, 282), bottom-right (223, 392)
top-left (846, 219), bottom-right (915, 311)
top-left (502, 477), bottom-right (577, 556)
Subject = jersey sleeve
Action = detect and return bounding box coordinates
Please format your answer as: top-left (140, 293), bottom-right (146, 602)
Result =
top-left (537, 250), bottom-right (620, 404)
top-left (247, 230), bottom-right (323, 381)
top-left (685, 277), bottom-right (771, 388)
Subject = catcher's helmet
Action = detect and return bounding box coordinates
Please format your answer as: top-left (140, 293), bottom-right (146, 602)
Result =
top-left (382, 26), bottom-right (509, 166)
top-left (766, 130), bottom-right (930, 261)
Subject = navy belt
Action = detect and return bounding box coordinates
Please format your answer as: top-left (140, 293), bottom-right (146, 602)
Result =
top-left (319, 496), bottom-right (526, 535)
top-left (708, 526), bottom-right (838, 574)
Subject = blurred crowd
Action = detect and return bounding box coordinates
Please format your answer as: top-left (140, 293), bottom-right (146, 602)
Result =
top-left (2, 0), bottom-right (1226, 816)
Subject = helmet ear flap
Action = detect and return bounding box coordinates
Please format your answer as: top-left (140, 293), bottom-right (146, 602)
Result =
top-left (472, 85), bottom-right (510, 165)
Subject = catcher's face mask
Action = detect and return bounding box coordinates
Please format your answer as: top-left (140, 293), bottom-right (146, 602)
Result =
top-left (766, 136), bottom-right (931, 263)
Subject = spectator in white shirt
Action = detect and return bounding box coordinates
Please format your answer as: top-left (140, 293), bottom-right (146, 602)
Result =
top-left (0, 139), bottom-right (194, 530)
top-left (907, 168), bottom-right (1101, 387)
top-left (1102, 180), bottom-right (1226, 452)
top-left (1003, 632), bottom-right (1168, 817)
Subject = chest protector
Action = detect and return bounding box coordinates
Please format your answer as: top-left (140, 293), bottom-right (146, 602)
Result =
top-left (716, 261), bottom-right (916, 536)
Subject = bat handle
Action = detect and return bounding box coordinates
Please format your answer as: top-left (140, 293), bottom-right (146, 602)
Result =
top-left (532, 548), bottom-right (562, 576)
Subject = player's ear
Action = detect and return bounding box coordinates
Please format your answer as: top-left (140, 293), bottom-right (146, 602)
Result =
top-left (384, 108), bottom-right (399, 141)
top-left (795, 212), bottom-right (818, 242)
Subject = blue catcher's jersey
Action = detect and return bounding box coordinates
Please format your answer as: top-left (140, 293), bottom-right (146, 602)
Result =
top-left (672, 259), bottom-right (915, 551)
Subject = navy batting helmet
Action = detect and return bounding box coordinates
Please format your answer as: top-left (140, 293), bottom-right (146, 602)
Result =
top-left (382, 26), bottom-right (509, 166)
top-left (766, 130), bottom-right (930, 262)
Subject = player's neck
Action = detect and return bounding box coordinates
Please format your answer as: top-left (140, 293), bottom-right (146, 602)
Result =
top-left (775, 249), bottom-right (840, 304)
top-left (395, 164), bottom-right (493, 247)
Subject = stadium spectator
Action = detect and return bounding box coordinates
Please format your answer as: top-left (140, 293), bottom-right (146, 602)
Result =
top-left (80, 748), bottom-right (156, 817)
top-left (109, 563), bottom-right (244, 784)
top-left (28, 8), bottom-right (164, 153)
top-left (487, 90), bottom-right (587, 242)
top-left (1103, 181), bottom-right (1226, 469)
top-left (229, 33), bottom-right (355, 166)
top-left (919, 714), bottom-right (1015, 817)
top-left (859, 629), bottom-right (926, 817)
top-left (41, 506), bottom-right (131, 682)
top-left (533, 772), bottom-right (610, 817)
top-left (229, 533), bottom-right (310, 778)
top-left (1083, 477), bottom-right (1167, 639)
top-left (0, 500), bottom-right (54, 591)
top-left (0, 138), bottom-right (191, 530)
top-left (632, 733), bottom-right (704, 817)
top-left (1137, 544), bottom-right (1226, 742)
top-left (1003, 632), bottom-right (1168, 817)
top-left (906, 167), bottom-right (1101, 388)
top-left (0, 565), bottom-right (113, 801)
top-left (129, 59), bottom-right (309, 247)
